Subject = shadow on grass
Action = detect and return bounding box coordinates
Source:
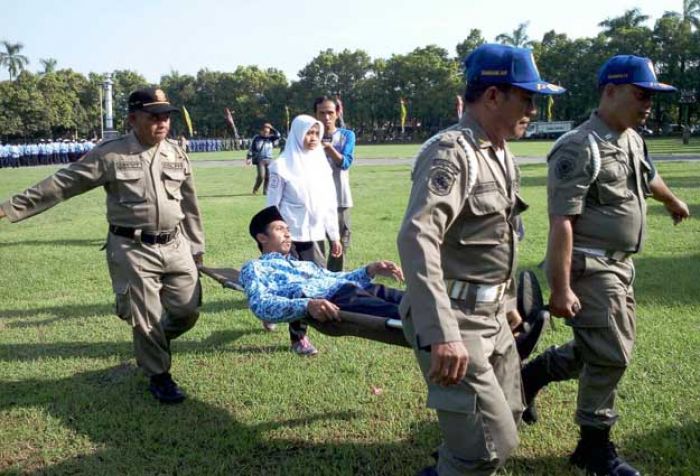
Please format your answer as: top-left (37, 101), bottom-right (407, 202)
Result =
top-left (634, 253), bottom-right (700, 306)
top-left (0, 297), bottom-right (250, 327)
top-left (0, 364), bottom-right (434, 475)
top-left (0, 326), bottom-right (285, 362)
top-left (1, 364), bottom-right (606, 476)
top-left (624, 421), bottom-right (700, 474)
top-left (0, 238), bottom-right (105, 248)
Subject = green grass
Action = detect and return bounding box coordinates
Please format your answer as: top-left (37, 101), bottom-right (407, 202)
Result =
top-left (189, 136), bottom-right (700, 162)
top-left (0, 161), bottom-right (699, 475)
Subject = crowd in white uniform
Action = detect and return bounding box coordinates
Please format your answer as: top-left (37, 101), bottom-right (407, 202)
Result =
top-left (0, 138), bottom-right (96, 168)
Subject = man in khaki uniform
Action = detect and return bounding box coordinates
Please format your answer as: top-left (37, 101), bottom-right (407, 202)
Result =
top-left (522, 56), bottom-right (689, 476)
top-left (0, 88), bottom-right (205, 404)
top-left (397, 44), bottom-right (565, 476)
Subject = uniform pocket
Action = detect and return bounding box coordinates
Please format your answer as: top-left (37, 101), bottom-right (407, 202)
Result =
top-left (426, 381), bottom-right (477, 414)
top-left (594, 158), bottom-right (631, 205)
top-left (115, 167), bottom-right (146, 204)
top-left (114, 282), bottom-right (135, 326)
top-left (162, 167), bottom-right (185, 200)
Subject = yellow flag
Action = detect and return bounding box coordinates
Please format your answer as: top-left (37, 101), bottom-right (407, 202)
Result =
top-left (546, 96), bottom-right (554, 122)
top-left (285, 105), bottom-right (291, 134)
top-left (400, 98), bottom-right (407, 132)
top-left (182, 106), bottom-right (194, 136)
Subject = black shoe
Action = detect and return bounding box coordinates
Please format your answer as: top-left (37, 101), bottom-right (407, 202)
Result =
top-left (416, 465), bottom-right (438, 476)
top-left (570, 427), bottom-right (641, 476)
top-left (148, 372), bottom-right (186, 404)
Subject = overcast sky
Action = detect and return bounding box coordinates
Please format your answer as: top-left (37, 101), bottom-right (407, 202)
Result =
top-left (1, 0), bottom-right (678, 82)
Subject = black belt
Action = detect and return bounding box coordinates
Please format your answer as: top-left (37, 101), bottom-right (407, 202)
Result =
top-left (109, 225), bottom-right (177, 245)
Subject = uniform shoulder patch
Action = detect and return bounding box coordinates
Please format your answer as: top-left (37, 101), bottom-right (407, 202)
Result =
top-left (428, 159), bottom-right (459, 196)
top-left (269, 173), bottom-right (280, 190)
top-left (553, 153), bottom-right (577, 180)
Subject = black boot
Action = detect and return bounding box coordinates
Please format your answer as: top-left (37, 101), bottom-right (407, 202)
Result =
top-left (148, 372), bottom-right (186, 404)
top-left (570, 426), bottom-right (641, 476)
top-left (521, 355), bottom-right (550, 424)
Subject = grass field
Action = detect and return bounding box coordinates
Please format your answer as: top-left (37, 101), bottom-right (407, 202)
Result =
top-left (0, 160), bottom-right (698, 475)
top-left (188, 136), bottom-right (700, 162)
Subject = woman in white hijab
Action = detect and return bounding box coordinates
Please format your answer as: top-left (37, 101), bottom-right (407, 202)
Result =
top-left (267, 114), bottom-right (342, 264)
top-left (266, 114), bottom-right (342, 355)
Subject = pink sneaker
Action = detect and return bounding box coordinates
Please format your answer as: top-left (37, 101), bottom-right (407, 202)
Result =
top-left (262, 321), bottom-right (276, 332)
top-left (291, 336), bottom-right (318, 356)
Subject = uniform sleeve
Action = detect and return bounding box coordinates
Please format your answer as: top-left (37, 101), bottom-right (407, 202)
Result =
top-left (324, 179), bottom-right (340, 241)
top-left (320, 265), bottom-right (372, 288)
top-left (547, 141), bottom-right (593, 216)
top-left (396, 137), bottom-right (469, 348)
top-left (266, 168), bottom-right (284, 208)
top-left (179, 156), bottom-right (206, 255)
top-left (336, 130), bottom-right (355, 170)
top-left (240, 261), bottom-right (310, 322)
top-left (1, 150), bottom-right (107, 223)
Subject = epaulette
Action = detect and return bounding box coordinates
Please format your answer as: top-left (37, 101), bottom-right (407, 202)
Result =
top-left (94, 135), bottom-right (126, 150)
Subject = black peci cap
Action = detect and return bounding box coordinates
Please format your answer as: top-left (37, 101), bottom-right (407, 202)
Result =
top-left (249, 206), bottom-right (285, 240)
top-left (128, 87), bottom-right (180, 114)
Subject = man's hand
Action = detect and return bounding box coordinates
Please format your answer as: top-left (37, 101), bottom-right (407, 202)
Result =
top-left (193, 253), bottom-right (204, 269)
top-left (307, 299), bottom-right (341, 322)
top-left (506, 309), bottom-right (523, 334)
top-left (664, 198), bottom-right (690, 225)
top-left (366, 260), bottom-right (404, 283)
top-left (330, 240), bottom-right (343, 258)
top-left (549, 288), bottom-right (581, 319)
top-left (245, 157), bottom-right (252, 166)
top-left (428, 341), bottom-right (469, 387)
top-left (0, 207), bottom-right (5, 219)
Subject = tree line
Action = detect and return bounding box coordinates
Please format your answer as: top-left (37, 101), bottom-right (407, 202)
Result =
top-left (1, 5), bottom-right (699, 142)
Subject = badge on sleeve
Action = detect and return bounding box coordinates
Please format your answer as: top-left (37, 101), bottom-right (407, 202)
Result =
top-left (269, 174), bottom-right (280, 189)
top-left (428, 159), bottom-right (459, 196)
top-left (554, 154), bottom-right (576, 180)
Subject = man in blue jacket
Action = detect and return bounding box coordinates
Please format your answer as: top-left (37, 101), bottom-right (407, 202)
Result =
top-left (314, 96), bottom-right (356, 271)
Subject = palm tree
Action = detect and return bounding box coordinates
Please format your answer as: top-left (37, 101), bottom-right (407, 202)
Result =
top-left (598, 8), bottom-right (649, 36)
top-left (0, 41), bottom-right (30, 80)
top-left (495, 22), bottom-right (533, 48)
top-left (39, 57), bottom-right (57, 75)
top-left (682, 0), bottom-right (700, 29)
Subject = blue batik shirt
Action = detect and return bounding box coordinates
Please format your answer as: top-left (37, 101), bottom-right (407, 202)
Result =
top-left (239, 252), bottom-right (372, 323)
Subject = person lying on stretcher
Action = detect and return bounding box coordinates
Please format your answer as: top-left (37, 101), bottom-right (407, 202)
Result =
top-left (239, 206), bottom-right (545, 360)
top-left (240, 206), bottom-right (406, 324)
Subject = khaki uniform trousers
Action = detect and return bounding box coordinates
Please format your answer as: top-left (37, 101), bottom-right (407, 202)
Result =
top-left (404, 297), bottom-right (523, 476)
top-left (541, 253), bottom-right (636, 428)
top-left (106, 232), bottom-right (201, 376)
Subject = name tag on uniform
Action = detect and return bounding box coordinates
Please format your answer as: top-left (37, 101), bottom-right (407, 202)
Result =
top-left (162, 161), bottom-right (184, 170)
top-left (116, 160), bottom-right (142, 169)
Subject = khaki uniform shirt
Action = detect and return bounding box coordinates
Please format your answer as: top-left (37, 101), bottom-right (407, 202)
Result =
top-left (397, 113), bottom-right (525, 348)
top-left (548, 112), bottom-right (651, 253)
top-left (1, 132), bottom-right (205, 254)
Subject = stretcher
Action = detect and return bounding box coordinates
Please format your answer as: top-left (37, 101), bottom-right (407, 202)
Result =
top-left (199, 266), bottom-right (548, 357)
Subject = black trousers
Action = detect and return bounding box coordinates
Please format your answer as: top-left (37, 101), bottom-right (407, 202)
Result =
top-left (328, 283), bottom-right (404, 319)
top-left (288, 241), bottom-right (326, 343)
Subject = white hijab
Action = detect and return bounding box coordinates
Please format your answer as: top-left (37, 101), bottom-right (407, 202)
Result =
top-left (272, 114), bottom-right (334, 218)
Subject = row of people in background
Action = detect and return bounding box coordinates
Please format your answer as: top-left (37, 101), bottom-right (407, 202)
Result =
top-left (183, 137), bottom-right (258, 153)
top-left (0, 139), bottom-right (96, 168)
